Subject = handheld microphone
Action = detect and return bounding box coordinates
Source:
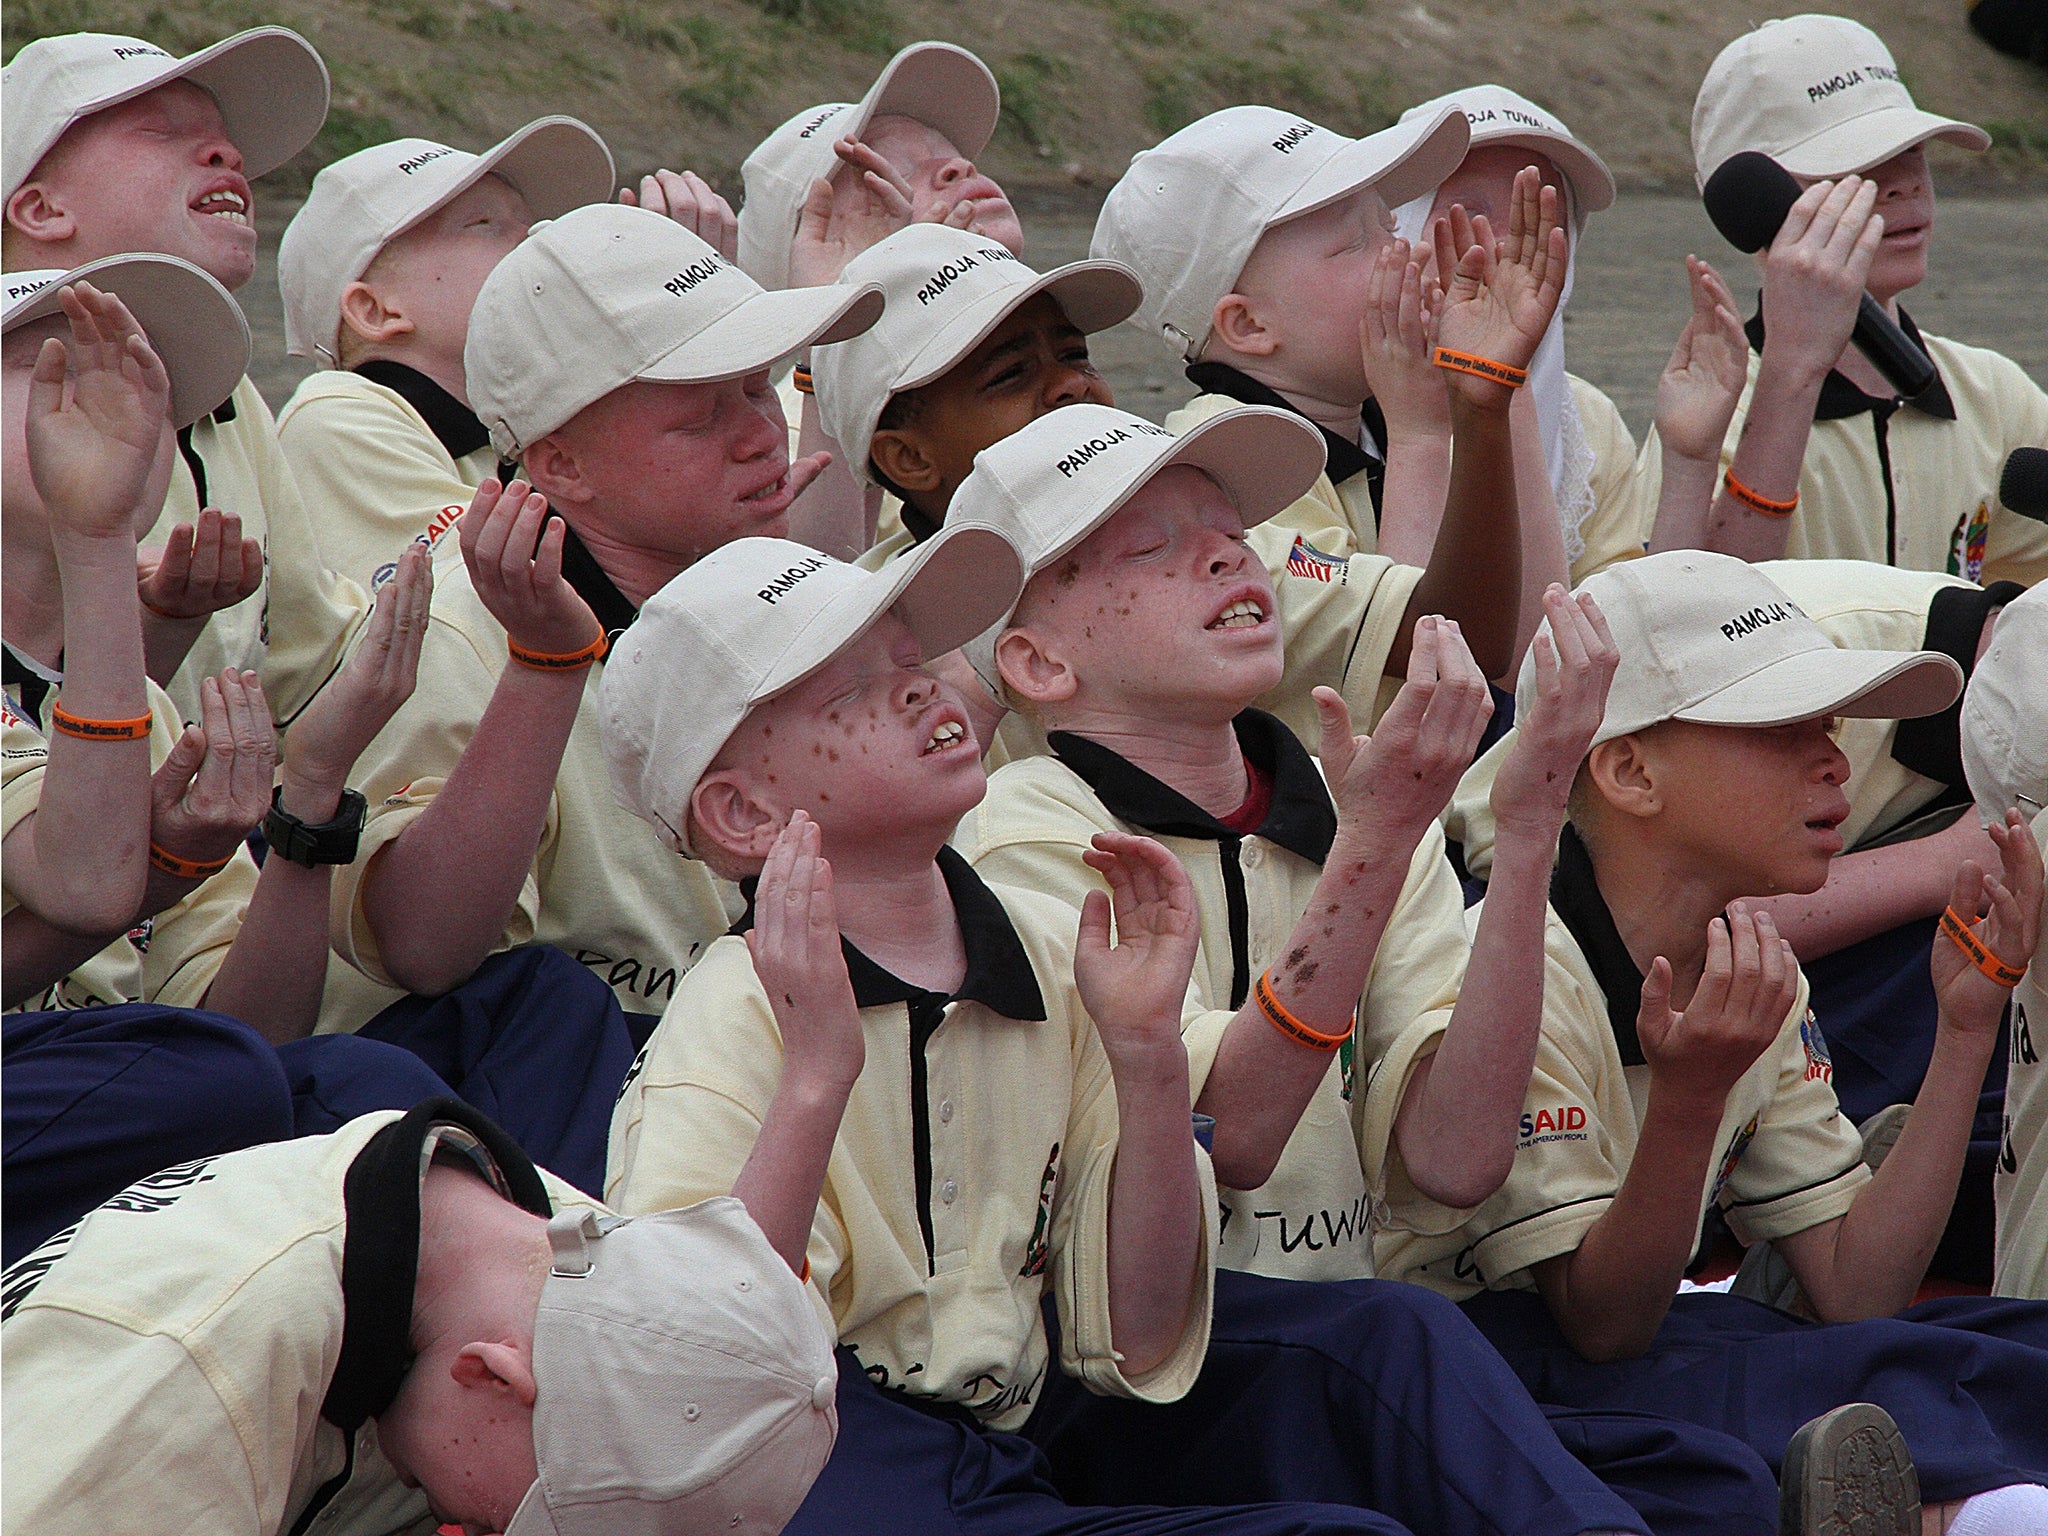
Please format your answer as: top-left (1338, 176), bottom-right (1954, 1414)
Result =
top-left (1701, 151), bottom-right (1938, 401)
top-left (2000, 447), bottom-right (2048, 525)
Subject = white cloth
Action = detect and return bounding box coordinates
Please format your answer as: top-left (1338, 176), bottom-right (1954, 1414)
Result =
top-left (1393, 184), bottom-right (1595, 564)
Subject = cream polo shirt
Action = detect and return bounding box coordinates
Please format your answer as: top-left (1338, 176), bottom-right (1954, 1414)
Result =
top-left (331, 526), bottom-right (741, 1017)
top-left (608, 849), bottom-right (1219, 1433)
top-left (1375, 826), bottom-right (1870, 1300)
top-left (1634, 313), bottom-right (2048, 589)
top-left (1447, 559), bottom-right (2016, 882)
top-left (958, 711), bottom-right (1468, 1281)
top-left (277, 364), bottom-right (498, 591)
top-left (2, 672), bottom-right (257, 1013)
top-left (1993, 805), bottom-right (2048, 1301)
top-left (1, 1103), bottom-right (592, 1536)
top-left (157, 376), bottom-right (370, 725)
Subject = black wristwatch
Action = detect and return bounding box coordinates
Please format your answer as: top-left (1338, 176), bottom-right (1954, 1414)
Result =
top-left (263, 786), bottom-right (368, 868)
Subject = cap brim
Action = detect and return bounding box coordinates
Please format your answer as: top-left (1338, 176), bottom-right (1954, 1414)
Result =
top-left (1774, 106), bottom-right (1990, 180)
top-left (4, 255), bottom-right (249, 428)
top-left (1674, 646), bottom-right (1963, 731)
top-left (851, 42), bottom-right (1001, 162)
top-left (1465, 131), bottom-right (1616, 214)
top-left (462, 117), bottom-right (616, 224)
top-left (171, 27), bottom-right (330, 181)
top-left (757, 521), bottom-right (1024, 702)
top-left (502, 1480), bottom-right (558, 1536)
top-left (1033, 406), bottom-right (1328, 575)
top-left (1276, 103), bottom-right (1471, 226)
top-left (896, 260), bottom-right (1143, 394)
top-left (642, 281), bottom-right (885, 386)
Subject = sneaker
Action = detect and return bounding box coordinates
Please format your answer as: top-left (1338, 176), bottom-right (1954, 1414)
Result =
top-left (1779, 1401), bottom-right (1920, 1536)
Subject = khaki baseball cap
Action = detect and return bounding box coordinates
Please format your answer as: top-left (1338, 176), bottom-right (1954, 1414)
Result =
top-left (810, 224), bottom-right (1142, 486)
top-left (1962, 583), bottom-right (2046, 823)
top-left (1692, 15), bottom-right (1990, 189)
top-left (465, 204), bottom-right (884, 457)
top-left (737, 42), bottom-right (1002, 290)
top-left (279, 120), bottom-right (616, 363)
top-left (1519, 550), bottom-right (1963, 749)
top-left (2, 28), bottom-right (329, 205)
top-left (600, 526), bottom-right (1023, 856)
top-left (4, 255), bottom-right (249, 428)
top-left (1091, 104), bottom-right (1469, 362)
top-left (505, 1198), bottom-right (839, 1536)
top-left (1398, 84), bottom-right (1615, 214)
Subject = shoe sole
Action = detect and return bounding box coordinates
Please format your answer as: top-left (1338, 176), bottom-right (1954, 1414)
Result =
top-left (1780, 1402), bottom-right (1920, 1536)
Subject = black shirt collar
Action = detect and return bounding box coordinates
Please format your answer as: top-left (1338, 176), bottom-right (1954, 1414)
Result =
top-left (2, 643), bottom-right (59, 722)
top-left (1891, 579), bottom-right (2024, 790)
top-left (554, 520), bottom-right (639, 649)
top-left (1743, 303), bottom-right (1956, 422)
top-left (1184, 361), bottom-right (1386, 515)
top-left (1047, 709), bottom-right (1338, 865)
top-left (1548, 824), bottom-right (1649, 1067)
top-left (353, 360), bottom-right (492, 461)
top-left (323, 1099), bottom-right (552, 1434)
top-left (736, 846), bottom-right (1046, 1021)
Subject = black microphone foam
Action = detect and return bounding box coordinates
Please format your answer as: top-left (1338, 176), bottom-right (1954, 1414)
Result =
top-left (2001, 447), bottom-right (2048, 522)
top-left (1702, 152), bottom-right (1803, 255)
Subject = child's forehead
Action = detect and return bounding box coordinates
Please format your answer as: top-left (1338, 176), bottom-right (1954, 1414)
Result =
top-left (861, 113), bottom-right (962, 168)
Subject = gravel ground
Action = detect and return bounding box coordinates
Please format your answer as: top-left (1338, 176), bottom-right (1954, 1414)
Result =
top-left (246, 194), bottom-right (2048, 439)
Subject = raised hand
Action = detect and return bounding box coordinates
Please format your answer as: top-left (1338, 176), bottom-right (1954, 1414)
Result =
top-left (1757, 175), bottom-right (1881, 383)
top-left (1656, 255), bottom-right (1750, 463)
top-left (619, 169), bottom-right (739, 262)
top-left (1931, 810), bottom-right (2043, 1034)
top-left (23, 282), bottom-right (175, 542)
top-left (281, 539), bottom-right (432, 812)
top-left (1315, 614), bottom-right (1493, 858)
top-left (137, 507), bottom-right (263, 620)
top-left (1491, 587), bottom-right (1620, 837)
top-left (1431, 166), bottom-right (1569, 409)
top-left (458, 477), bottom-right (603, 659)
top-left (747, 810), bottom-right (866, 1091)
top-left (1637, 906), bottom-right (1799, 1106)
top-left (785, 143), bottom-right (914, 289)
top-left (149, 669), bottom-right (276, 874)
top-left (1358, 235), bottom-right (1450, 440)
top-left (1075, 830), bottom-right (1200, 1063)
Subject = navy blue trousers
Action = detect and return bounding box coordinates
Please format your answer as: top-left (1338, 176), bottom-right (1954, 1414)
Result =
top-left (1806, 914), bottom-right (2004, 1281)
top-left (789, 1271), bottom-right (1687, 1536)
top-left (1462, 1288), bottom-right (2048, 1504)
top-left (354, 943), bottom-right (653, 1195)
top-left (2, 1005), bottom-right (448, 1266)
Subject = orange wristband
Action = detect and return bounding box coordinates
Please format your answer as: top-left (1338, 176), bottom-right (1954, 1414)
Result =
top-left (1723, 469), bottom-right (1798, 518)
top-left (149, 842), bottom-right (233, 880)
top-left (49, 704), bottom-right (152, 741)
top-left (791, 363), bottom-right (815, 396)
top-left (1432, 347), bottom-right (1528, 389)
top-left (507, 630), bottom-right (609, 671)
top-left (1940, 905), bottom-right (2026, 989)
top-left (1253, 970), bottom-right (1350, 1052)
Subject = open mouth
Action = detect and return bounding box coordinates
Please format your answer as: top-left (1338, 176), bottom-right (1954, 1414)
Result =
top-left (740, 469), bottom-right (791, 506)
top-left (192, 188), bottom-right (249, 226)
top-left (922, 716), bottom-right (969, 755)
top-left (1206, 597), bottom-right (1268, 631)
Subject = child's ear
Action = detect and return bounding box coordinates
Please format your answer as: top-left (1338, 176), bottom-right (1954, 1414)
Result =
top-left (995, 626), bottom-right (1078, 709)
top-left (690, 773), bottom-right (785, 866)
top-left (1585, 736), bottom-right (1661, 822)
top-left (519, 432), bottom-right (590, 510)
top-left (868, 427), bottom-right (944, 496)
top-left (4, 182), bottom-right (75, 249)
top-left (1210, 291), bottom-right (1277, 359)
top-left (337, 279), bottom-right (412, 348)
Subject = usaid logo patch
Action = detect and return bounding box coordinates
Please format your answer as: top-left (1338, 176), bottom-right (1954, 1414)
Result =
top-left (757, 555), bottom-right (829, 603)
top-left (1052, 421), bottom-right (1172, 479)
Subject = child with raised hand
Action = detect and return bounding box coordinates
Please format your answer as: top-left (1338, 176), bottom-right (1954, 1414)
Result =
top-left (1380, 86), bottom-right (1645, 605)
top-left (601, 527), bottom-right (1657, 1536)
top-left (1647, 15), bottom-right (2048, 587)
top-left (1094, 104), bottom-right (1571, 684)
top-left (3, 26), bottom-right (369, 728)
top-left (1380, 548), bottom-right (2048, 1536)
